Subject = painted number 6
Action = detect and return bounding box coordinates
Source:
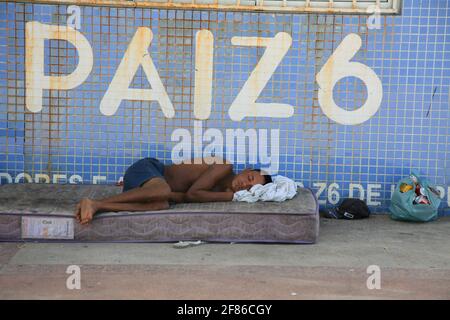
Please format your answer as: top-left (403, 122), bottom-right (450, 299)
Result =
top-left (316, 33), bottom-right (383, 125)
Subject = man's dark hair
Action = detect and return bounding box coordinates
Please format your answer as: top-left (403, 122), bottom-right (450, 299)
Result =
top-left (252, 169), bottom-right (273, 185)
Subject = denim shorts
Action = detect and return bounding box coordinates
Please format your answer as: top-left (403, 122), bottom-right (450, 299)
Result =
top-left (122, 157), bottom-right (165, 192)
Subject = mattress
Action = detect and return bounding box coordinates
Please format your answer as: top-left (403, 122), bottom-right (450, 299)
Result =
top-left (0, 183), bottom-right (319, 244)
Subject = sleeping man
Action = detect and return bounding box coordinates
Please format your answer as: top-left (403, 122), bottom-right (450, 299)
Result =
top-left (75, 157), bottom-right (272, 224)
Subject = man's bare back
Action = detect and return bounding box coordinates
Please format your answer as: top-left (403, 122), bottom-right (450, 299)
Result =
top-left (163, 159), bottom-right (232, 193)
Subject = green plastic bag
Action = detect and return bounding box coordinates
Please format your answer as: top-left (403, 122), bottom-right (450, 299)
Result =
top-left (389, 172), bottom-right (441, 222)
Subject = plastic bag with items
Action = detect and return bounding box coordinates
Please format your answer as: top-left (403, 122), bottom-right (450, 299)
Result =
top-left (389, 172), bottom-right (441, 222)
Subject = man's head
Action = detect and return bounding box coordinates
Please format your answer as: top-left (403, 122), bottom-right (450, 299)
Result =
top-left (231, 168), bottom-right (273, 192)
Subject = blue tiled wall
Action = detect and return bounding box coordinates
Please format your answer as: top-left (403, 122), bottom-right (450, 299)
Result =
top-left (0, 0), bottom-right (449, 214)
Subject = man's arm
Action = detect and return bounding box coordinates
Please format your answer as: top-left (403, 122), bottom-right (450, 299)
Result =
top-left (185, 164), bottom-right (234, 203)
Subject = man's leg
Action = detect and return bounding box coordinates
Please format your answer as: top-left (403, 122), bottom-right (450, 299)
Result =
top-left (96, 177), bottom-right (171, 203)
top-left (77, 199), bottom-right (169, 225)
top-left (74, 178), bottom-right (171, 223)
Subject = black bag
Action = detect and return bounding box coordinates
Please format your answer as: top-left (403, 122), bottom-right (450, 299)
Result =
top-left (323, 198), bottom-right (371, 220)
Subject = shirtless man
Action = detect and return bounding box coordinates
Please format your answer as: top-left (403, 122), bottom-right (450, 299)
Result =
top-left (75, 157), bottom-right (272, 224)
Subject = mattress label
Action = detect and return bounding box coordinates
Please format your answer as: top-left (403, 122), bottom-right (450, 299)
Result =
top-left (21, 217), bottom-right (74, 240)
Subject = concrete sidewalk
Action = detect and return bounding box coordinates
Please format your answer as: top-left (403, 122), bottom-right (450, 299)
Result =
top-left (0, 215), bottom-right (449, 299)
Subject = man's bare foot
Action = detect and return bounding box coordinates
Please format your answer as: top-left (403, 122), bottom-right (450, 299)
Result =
top-left (79, 198), bottom-right (98, 225)
top-left (74, 202), bottom-right (82, 223)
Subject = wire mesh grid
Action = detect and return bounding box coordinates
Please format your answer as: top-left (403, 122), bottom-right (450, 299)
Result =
top-left (0, 0), bottom-right (448, 213)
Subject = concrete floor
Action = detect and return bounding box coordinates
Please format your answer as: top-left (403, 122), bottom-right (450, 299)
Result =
top-left (0, 215), bottom-right (449, 299)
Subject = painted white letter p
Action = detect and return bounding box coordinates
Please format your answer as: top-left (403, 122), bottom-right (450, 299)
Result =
top-left (25, 22), bottom-right (93, 113)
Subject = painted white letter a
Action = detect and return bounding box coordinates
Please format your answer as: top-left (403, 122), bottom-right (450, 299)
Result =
top-left (100, 27), bottom-right (174, 117)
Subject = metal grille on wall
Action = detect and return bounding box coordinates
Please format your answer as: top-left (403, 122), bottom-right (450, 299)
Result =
top-left (10, 0), bottom-right (402, 14)
top-left (0, 0), bottom-right (449, 214)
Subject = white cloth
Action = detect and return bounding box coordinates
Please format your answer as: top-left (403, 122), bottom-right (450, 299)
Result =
top-left (232, 175), bottom-right (301, 203)
top-left (173, 240), bottom-right (204, 249)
